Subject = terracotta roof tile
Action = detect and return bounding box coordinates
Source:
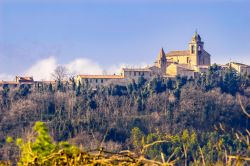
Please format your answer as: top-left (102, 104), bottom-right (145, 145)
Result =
top-left (78, 75), bottom-right (124, 79)
top-left (167, 50), bottom-right (190, 57)
top-left (122, 68), bottom-right (151, 72)
top-left (157, 48), bottom-right (166, 60)
top-left (230, 62), bottom-right (249, 67)
top-left (0, 81), bottom-right (19, 85)
top-left (16, 76), bottom-right (34, 82)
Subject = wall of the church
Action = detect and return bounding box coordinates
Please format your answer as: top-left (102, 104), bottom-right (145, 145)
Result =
top-left (167, 54), bottom-right (203, 67)
top-left (198, 53), bottom-right (210, 66)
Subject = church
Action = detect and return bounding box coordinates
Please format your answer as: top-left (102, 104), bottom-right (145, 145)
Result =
top-left (1, 32), bottom-right (250, 89)
top-left (76, 32), bottom-right (212, 87)
top-left (153, 31), bottom-right (211, 78)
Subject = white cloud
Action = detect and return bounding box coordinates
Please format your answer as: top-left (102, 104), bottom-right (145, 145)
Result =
top-left (25, 56), bottom-right (57, 81)
top-left (65, 58), bottom-right (103, 75)
top-left (23, 57), bottom-right (105, 81)
top-left (106, 62), bottom-right (149, 75)
top-left (9, 56), bottom-right (150, 81)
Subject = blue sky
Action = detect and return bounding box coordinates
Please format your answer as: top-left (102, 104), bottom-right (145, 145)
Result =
top-left (0, 0), bottom-right (250, 80)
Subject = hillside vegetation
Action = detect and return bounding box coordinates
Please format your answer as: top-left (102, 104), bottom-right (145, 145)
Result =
top-left (0, 64), bottom-right (249, 165)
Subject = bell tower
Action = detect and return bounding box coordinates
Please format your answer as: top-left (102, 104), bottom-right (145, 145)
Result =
top-left (156, 48), bottom-right (167, 75)
top-left (189, 31), bottom-right (204, 66)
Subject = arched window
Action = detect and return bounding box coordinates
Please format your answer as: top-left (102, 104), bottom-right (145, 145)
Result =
top-left (191, 45), bottom-right (194, 54)
top-left (198, 45), bottom-right (201, 51)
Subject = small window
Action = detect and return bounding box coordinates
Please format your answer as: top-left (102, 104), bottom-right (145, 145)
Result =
top-left (96, 79), bottom-right (98, 83)
top-left (134, 72), bottom-right (136, 76)
top-left (101, 79), bottom-right (103, 83)
top-left (138, 72), bottom-right (140, 75)
top-left (191, 45), bottom-right (194, 54)
top-left (187, 57), bottom-right (189, 64)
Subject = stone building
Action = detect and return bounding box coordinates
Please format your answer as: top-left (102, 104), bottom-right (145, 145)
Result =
top-left (153, 31), bottom-right (211, 78)
top-left (166, 32), bottom-right (211, 67)
top-left (0, 76), bottom-right (34, 89)
top-left (166, 64), bottom-right (195, 78)
top-left (154, 48), bottom-right (167, 74)
top-left (228, 62), bottom-right (250, 75)
top-left (15, 76), bottom-right (34, 84)
top-left (121, 68), bottom-right (152, 80)
top-left (76, 75), bottom-right (125, 88)
top-left (76, 32), bottom-right (213, 87)
top-left (0, 81), bottom-right (19, 88)
top-left (3, 32), bottom-right (249, 89)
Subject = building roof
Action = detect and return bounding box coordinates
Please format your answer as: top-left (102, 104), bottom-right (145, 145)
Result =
top-left (202, 50), bottom-right (211, 57)
top-left (78, 75), bottom-right (124, 79)
top-left (191, 31), bottom-right (202, 42)
top-left (0, 81), bottom-right (19, 85)
top-left (16, 76), bottom-right (34, 82)
top-left (157, 47), bottom-right (166, 60)
top-left (166, 50), bottom-right (190, 57)
top-left (122, 68), bottom-right (152, 72)
top-left (230, 62), bottom-right (249, 67)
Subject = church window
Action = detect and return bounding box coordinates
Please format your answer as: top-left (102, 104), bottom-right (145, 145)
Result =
top-left (138, 72), bottom-right (141, 75)
top-left (187, 57), bottom-right (190, 64)
top-left (96, 79), bottom-right (98, 83)
top-left (134, 72), bottom-right (136, 76)
top-left (101, 79), bottom-right (103, 83)
top-left (191, 45), bottom-right (194, 54)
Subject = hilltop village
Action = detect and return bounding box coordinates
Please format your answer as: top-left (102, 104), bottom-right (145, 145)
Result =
top-left (1, 32), bottom-right (250, 88)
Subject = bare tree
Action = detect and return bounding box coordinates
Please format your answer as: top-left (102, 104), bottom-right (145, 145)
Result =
top-left (52, 65), bottom-right (68, 81)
